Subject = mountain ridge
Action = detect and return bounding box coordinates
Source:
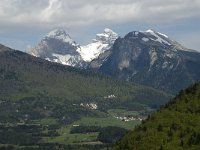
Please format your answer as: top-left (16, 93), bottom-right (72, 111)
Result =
top-left (27, 28), bottom-right (199, 69)
top-left (0, 43), bottom-right (171, 114)
top-left (27, 28), bottom-right (118, 68)
top-left (27, 28), bottom-right (200, 93)
top-left (113, 83), bottom-right (200, 150)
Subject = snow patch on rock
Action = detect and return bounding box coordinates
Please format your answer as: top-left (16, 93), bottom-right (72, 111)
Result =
top-left (144, 29), bottom-right (171, 45)
top-left (78, 42), bottom-right (109, 62)
top-left (142, 37), bottom-right (149, 42)
top-left (52, 53), bottom-right (82, 66)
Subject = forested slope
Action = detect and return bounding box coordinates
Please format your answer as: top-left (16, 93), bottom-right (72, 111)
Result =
top-left (113, 83), bottom-right (200, 150)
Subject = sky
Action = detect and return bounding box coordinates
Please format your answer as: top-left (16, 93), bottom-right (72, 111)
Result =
top-left (0, 0), bottom-right (200, 51)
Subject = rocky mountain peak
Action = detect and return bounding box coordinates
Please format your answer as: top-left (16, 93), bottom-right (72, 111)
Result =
top-left (45, 28), bottom-right (77, 46)
top-left (94, 28), bottom-right (118, 44)
top-left (124, 29), bottom-right (198, 54)
top-left (99, 29), bottom-right (200, 93)
top-left (125, 29), bottom-right (172, 47)
top-left (26, 28), bottom-right (83, 67)
top-left (47, 28), bottom-right (67, 37)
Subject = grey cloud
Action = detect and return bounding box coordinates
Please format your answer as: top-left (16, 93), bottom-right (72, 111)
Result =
top-left (0, 0), bottom-right (200, 51)
top-left (177, 32), bottom-right (200, 51)
top-left (0, 0), bottom-right (200, 30)
top-left (138, 0), bottom-right (200, 23)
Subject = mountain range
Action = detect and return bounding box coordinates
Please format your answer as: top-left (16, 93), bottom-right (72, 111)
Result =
top-left (27, 28), bottom-right (118, 68)
top-left (27, 28), bottom-right (200, 94)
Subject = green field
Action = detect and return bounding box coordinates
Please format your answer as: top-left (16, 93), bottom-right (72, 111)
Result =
top-left (43, 115), bottom-right (141, 145)
top-left (73, 116), bottom-right (140, 129)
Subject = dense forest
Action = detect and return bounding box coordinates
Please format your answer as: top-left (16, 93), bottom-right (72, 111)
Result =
top-left (113, 83), bottom-right (200, 150)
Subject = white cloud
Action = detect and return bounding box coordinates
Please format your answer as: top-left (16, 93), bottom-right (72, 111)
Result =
top-left (0, 0), bottom-right (200, 30)
top-left (0, 0), bottom-right (200, 51)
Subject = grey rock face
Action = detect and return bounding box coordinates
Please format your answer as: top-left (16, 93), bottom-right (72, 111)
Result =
top-left (27, 28), bottom-right (118, 68)
top-left (27, 29), bottom-right (84, 67)
top-left (99, 30), bottom-right (200, 93)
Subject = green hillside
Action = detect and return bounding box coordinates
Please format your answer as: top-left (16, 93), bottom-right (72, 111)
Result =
top-left (0, 44), bottom-right (171, 150)
top-left (113, 83), bottom-right (200, 150)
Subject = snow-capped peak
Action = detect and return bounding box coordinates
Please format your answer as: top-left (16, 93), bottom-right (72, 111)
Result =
top-left (157, 32), bottom-right (168, 38)
top-left (140, 29), bottom-right (171, 45)
top-left (146, 29), bottom-right (169, 38)
top-left (143, 29), bottom-right (168, 38)
top-left (145, 29), bottom-right (155, 33)
top-left (104, 28), bottom-right (118, 37)
top-left (47, 29), bottom-right (67, 37)
top-left (45, 29), bottom-right (76, 45)
top-left (95, 28), bottom-right (118, 44)
top-left (78, 28), bottom-right (118, 62)
top-left (136, 29), bottom-right (197, 53)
